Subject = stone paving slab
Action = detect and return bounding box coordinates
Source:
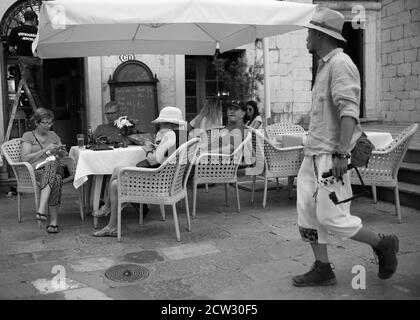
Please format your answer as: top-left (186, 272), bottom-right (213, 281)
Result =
top-left (0, 183), bottom-right (419, 300)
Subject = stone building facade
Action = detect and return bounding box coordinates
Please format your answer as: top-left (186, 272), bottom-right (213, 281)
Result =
top-left (380, 0), bottom-right (420, 122)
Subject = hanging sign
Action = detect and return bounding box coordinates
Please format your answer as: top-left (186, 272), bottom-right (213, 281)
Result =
top-left (119, 54), bottom-right (135, 62)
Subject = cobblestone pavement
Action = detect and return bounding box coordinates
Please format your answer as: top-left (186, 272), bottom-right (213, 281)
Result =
top-left (0, 179), bottom-right (419, 300)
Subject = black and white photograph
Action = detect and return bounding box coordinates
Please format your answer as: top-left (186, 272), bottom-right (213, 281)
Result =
top-left (0, 0), bottom-right (419, 308)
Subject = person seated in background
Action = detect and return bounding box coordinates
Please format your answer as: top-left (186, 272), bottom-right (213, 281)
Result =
top-left (93, 100), bottom-right (132, 145)
top-left (21, 108), bottom-right (69, 234)
top-left (187, 97), bottom-right (223, 134)
top-left (93, 106), bottom-right (187, 237)
top-left (203, 100), bottom-right (247, 155)
top-left (243, 100), bottom-right (262, 129)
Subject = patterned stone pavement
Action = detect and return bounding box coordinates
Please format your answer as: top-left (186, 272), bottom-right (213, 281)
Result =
top-left (0, 179), bottom-right (419, 301)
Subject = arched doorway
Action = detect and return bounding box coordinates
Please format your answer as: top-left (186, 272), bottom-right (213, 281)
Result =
top-left (1, 0), bottom-right (86, 148)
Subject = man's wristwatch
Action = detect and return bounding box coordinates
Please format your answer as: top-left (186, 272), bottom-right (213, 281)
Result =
top-left (332, 151), bottom-right (350, 159)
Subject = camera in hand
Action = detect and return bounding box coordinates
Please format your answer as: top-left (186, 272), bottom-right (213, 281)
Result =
top-left (322, 164), bottom-right (354, 178)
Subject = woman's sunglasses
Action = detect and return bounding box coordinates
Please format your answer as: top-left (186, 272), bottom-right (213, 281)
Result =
top-left (40, 121), bottom-right (54, 126)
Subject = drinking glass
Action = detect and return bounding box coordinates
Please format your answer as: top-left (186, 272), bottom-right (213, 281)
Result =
top-left (77, 134), bottom-right (85, 148)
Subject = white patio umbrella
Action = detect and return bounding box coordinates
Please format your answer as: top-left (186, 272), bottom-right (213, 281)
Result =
top-left (33, 0), bottom-right (316, 118)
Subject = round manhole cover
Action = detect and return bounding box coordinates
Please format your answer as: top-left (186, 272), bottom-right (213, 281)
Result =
top-left (105, 264), bottom-right (149, 283)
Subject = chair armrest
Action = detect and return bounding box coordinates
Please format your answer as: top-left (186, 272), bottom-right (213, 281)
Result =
top-left (117, 165), bottom-right (167, 181)
top-left (9, 161), bottom-right (38, 190)
top-left (10, 161), bottom-right (35, 173)
top-left (269, 145), bottom-right (304, 152)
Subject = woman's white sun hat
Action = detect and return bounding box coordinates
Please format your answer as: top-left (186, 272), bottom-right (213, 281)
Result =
top-left (152, 106), bottom-right (187, 127)
top-left (304, 7), bottom-right (347, 43)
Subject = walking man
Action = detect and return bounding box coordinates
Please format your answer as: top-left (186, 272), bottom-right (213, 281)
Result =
top-left (293, 7), bottom-right (399, 287)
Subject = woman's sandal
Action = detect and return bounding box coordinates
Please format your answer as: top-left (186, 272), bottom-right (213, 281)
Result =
top-left (36, 212), bottom-right (47, 221)
top-left (46, 225), bottom-right (59, 234)
top-left (92, 226), bottom-right (117, 237)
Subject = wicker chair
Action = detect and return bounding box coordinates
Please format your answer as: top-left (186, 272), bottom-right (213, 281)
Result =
top-left (192, 131), bottom-right (252, 218)
top-left (250, 129), bottom-right (304, 208)
top-left (265, 122), bottom-right (306, 141)
top-left (1, 138), bottom-right (84, 222)
top-left (350, 123), bottom-right (418, 223)
top-left (191, 128), bottom-right (222, 193)
top-left (116, 138), bottom-right (200, 242)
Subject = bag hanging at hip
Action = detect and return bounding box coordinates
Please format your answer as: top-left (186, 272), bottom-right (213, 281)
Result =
top-left (322, 132), bottom-right (374, 205)
top-left (57, 163), bottom-right (71, 179)
top-left (350, 132), bottom-right (374, 168)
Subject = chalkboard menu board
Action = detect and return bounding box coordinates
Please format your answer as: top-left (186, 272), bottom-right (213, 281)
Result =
top-left (109, 60), bottom-right (158, 133)
top-left (114, 85), bottom-right (157, 133)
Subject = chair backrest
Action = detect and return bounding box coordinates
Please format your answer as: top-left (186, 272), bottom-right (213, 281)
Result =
top-left (231, 131), bottom-right (252, 164)
top-left (366, 123), bottom-right (418, 179)
top-left (1, 138), bottom-right (23, 164)
top-left (118, 138), bottom-right (200, 199)
top-left (172, 137), bottom-right (200, 194)
top-left (195, 131), bottom-right (252, 180)
top-left (244, 128), bottom-right (265, 176)
top-left (258, 129), bottom-right (304, 175)
top-left (265, 122), bottom-right (305, 141)
top-left (1, 138), bottom-right (39, 193)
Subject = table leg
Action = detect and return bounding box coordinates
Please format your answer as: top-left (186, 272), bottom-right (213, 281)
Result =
top-left (91, 175), bottom-right (104, 229)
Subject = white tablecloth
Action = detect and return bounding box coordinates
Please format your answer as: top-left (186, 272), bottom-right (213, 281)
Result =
top-left (69, 145), bottom-right (146, 189)
top-left (365, 131), bottom-right (393, 149)
top-left (276, 133), bottom-right (308, 147)
top-left (272, 131), bottom-right (393, 150)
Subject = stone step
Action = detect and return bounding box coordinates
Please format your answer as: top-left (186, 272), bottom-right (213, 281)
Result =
top-left (404, 148), bottom-right (420, 164)
top-left (398, 162), bottom-right (420, 185)
top-left (373, 181), bottom-right (420, 211)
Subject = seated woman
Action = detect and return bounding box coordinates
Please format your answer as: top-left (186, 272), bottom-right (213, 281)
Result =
top-left (21, 107), bottom-right (69, 234)
top-left (243, 100), bottom-right (262, 129)
top-left (93, 106), bottom-right (186, 237)
top-left (188, 97), bottom-right (223, 135)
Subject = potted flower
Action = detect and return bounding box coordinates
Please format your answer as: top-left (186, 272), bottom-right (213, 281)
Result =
top-left (114, 116), bottom-right (135, 147)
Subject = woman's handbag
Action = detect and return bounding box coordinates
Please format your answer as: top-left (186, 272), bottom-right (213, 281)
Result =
top-left (56, 162), bottom-right (71, 179)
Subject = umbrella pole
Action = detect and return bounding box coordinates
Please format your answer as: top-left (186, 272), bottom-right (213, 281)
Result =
top-left (262, 38), bottom-right (271, 124)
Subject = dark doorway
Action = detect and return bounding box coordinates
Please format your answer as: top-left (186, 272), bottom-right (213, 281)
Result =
top-left (43, 58), bottom-right (86, 148)
top-left (311, 22), bottom-right (365, 118)
top-left (342, 22), bottom-right (364, 118)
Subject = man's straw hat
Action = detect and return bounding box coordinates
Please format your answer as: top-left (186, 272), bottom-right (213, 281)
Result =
top-left (305, 7), bottom-right (347, 43)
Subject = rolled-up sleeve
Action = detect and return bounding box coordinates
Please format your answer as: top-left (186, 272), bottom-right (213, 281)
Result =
top-left (330, 58), bottom-right (361, 122)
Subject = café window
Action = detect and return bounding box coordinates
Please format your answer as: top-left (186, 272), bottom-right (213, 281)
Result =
top-left (185, 51), bottom-right (243, 123)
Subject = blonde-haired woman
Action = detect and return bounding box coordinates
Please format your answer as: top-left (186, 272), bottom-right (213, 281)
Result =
top-left (188, 97), bottom-right (223, 132)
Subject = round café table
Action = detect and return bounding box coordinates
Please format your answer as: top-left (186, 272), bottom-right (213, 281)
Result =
top-left (69, 145), bottom-right (146, 228)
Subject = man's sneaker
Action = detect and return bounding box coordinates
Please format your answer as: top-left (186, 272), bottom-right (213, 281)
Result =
top-left (292, 261), bottom-right (337, 287)
top-left (373, 234), bottom-right (399, 280)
